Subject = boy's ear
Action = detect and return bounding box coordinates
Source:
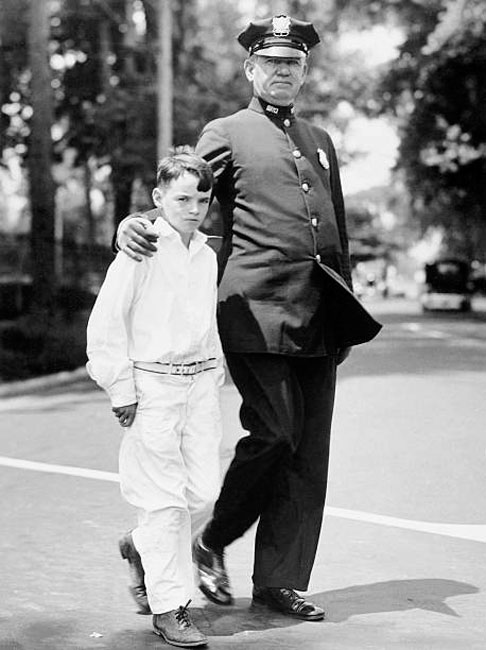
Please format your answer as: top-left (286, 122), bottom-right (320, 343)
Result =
top-left (152, 187), bottom-right (164, 207)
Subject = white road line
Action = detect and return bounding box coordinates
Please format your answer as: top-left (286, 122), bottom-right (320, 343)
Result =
top-left (401, 323), bottom-right (451, 339)
top-left (325, 507), bottom-right (486, 544)
top-left (1, 455), bottom-right (485, 544)
top-left (397, 323), bottom-right (486, 347)
top-left (0, 392), bottom-right (106, 412)
top-left (0, 455), bottom-right (119, 483)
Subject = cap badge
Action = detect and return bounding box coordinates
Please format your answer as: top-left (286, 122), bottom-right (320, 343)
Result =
top-left (272, 15), bottom-right (291, 38)
top-left (317, 148), bottom-right (330, 170)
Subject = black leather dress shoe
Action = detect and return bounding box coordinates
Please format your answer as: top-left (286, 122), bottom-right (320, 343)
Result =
top-left (192, 535), bottom-right (233, 606)
top-left (251, 586), bottom-right (325, 621)
top-left (119, 531), bottom-right (151, 615)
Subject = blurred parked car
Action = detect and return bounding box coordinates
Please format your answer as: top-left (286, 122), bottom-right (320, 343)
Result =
top-left (420, 259), bottom-right (472, 312)
top-left (471, 263), bottom-right (486, 295)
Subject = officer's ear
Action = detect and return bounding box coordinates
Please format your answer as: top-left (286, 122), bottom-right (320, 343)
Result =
top-left (244, 57), bottom-right (256, 82)
top-left (299, 59), bottom-right (309, 85)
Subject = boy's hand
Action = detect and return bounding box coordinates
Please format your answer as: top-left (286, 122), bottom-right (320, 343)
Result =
top-left (112, 403), bottom-right (138, 428)
top-left (119, 217), bottom-right (159, 261)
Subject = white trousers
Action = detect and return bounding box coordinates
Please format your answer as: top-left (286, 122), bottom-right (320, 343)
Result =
top-left (119, 367), bottom-right (223, 614)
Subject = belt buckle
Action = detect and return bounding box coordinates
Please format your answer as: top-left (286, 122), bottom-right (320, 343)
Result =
top-left (168, 361), bottom-right (208, 376)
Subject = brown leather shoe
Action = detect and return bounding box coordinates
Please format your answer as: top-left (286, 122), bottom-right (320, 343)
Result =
top-left (192, 535), bottom-right (233, 606)
top-left (119, 531), bottom-right (151, 615)
top-left (251, 586), bottom-right (325, 621)
top-left (153, 601), bottom-right (208, 647)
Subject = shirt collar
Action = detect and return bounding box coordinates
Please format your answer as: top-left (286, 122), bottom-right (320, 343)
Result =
top-left (248, 96), bottom-right (296, 125)
top-left (153, 214), bottom-right (208, 251)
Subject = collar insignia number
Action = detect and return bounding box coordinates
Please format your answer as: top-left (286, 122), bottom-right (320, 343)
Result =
top-left (265, 104), bottom-right (279, 114)
top-left (317, 148), bottom-right (330, 170)
top-left (272, 15), bottom-right (291, 37)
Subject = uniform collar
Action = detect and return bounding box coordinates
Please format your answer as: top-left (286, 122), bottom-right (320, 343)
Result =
top-left (249, 96), bottom-right (296, 125)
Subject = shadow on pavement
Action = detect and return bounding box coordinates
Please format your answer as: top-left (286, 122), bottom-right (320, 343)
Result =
top-left (0, 579), bottom-right (477, 650)
top-left (194, 597), bottom-right (298, 635)
top-left (314, 578), bottom-right (478, 622)
top-left (194, 578), bottom-right (477, 636)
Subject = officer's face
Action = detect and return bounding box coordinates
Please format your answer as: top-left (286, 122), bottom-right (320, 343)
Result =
top-left (244, 54), bottom-right (308, 106)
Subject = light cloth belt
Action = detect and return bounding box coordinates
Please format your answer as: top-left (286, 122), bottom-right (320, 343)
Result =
top-left (134, 359), bottom-right (217, 376)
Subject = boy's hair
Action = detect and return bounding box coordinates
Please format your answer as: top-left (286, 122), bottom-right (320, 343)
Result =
top-left (156, 145), bottom-right (214, 192)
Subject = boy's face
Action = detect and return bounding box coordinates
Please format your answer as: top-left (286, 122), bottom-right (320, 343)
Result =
top-left (152, 172), bottom-right (211, 242)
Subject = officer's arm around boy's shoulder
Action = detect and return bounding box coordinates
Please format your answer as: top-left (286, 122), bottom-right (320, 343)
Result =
top-left (114, 209), bottom-right (224, 261)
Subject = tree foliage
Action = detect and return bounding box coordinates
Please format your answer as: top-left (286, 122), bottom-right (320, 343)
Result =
top-left (2, 0), bottom-right (485, 257)
top-left (377, 0), bottom-right (486, 258)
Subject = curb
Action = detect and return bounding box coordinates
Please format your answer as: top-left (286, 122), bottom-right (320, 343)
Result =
top-left (0, 366), bottom-right (89, 398)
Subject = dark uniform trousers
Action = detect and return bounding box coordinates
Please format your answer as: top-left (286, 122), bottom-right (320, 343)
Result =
top-left (203, 352), bottom-right (337, 590)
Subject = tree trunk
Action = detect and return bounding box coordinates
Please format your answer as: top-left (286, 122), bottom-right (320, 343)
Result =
top-left (27, 0), bottom-right (56, 322)
top-left (0, 6), bottom-right (5, 154)
top-left (157, 0), bottom-right (173, 158)
top-left (124, 0), bottom-right (137, 79)
top-left (83, 159), bottom-right (95, 247)
top-left (98, 19), bottom-right (112, 94)
top-left (112, 165), bottom-right (135, 227)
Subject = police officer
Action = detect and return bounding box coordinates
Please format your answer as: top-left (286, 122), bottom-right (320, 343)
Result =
top-left (118, 15), bottom-right (381, 622)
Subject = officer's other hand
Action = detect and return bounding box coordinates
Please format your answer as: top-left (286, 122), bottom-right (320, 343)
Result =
top-left (119, 216), bottom-right (159, 261)
top-left (112, 403), bottom-right (138, 428)
top-left (336, 347), bottom-right (351, 365)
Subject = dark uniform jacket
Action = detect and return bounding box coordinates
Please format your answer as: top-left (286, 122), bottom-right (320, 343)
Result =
top-left (196, 97), bottom-right (381, 356)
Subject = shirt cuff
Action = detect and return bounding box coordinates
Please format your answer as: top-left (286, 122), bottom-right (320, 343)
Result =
top-left (106, 377), bottom-right (137, 408)
top-left (214, 358), bottom-right (226, 387)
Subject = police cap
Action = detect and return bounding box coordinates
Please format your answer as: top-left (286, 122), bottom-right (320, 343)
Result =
top-left (238, 15), bottom-right (320, 58)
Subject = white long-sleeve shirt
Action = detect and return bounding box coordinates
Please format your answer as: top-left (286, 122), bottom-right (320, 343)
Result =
top-left (86, 216), bottom-right (223, 407)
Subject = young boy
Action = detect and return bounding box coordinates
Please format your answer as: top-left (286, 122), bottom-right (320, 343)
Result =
top-left (87, 149), bottom-right (224, 648)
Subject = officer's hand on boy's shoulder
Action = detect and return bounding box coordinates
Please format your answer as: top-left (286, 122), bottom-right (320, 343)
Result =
top-left (119, 216), bottom-right (159, 262)
top-left (112, 403), bottom-right (138, 428)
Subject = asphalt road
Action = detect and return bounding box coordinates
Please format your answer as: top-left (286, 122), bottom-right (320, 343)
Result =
top-left (0, 297), bottom-right (485, 650)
